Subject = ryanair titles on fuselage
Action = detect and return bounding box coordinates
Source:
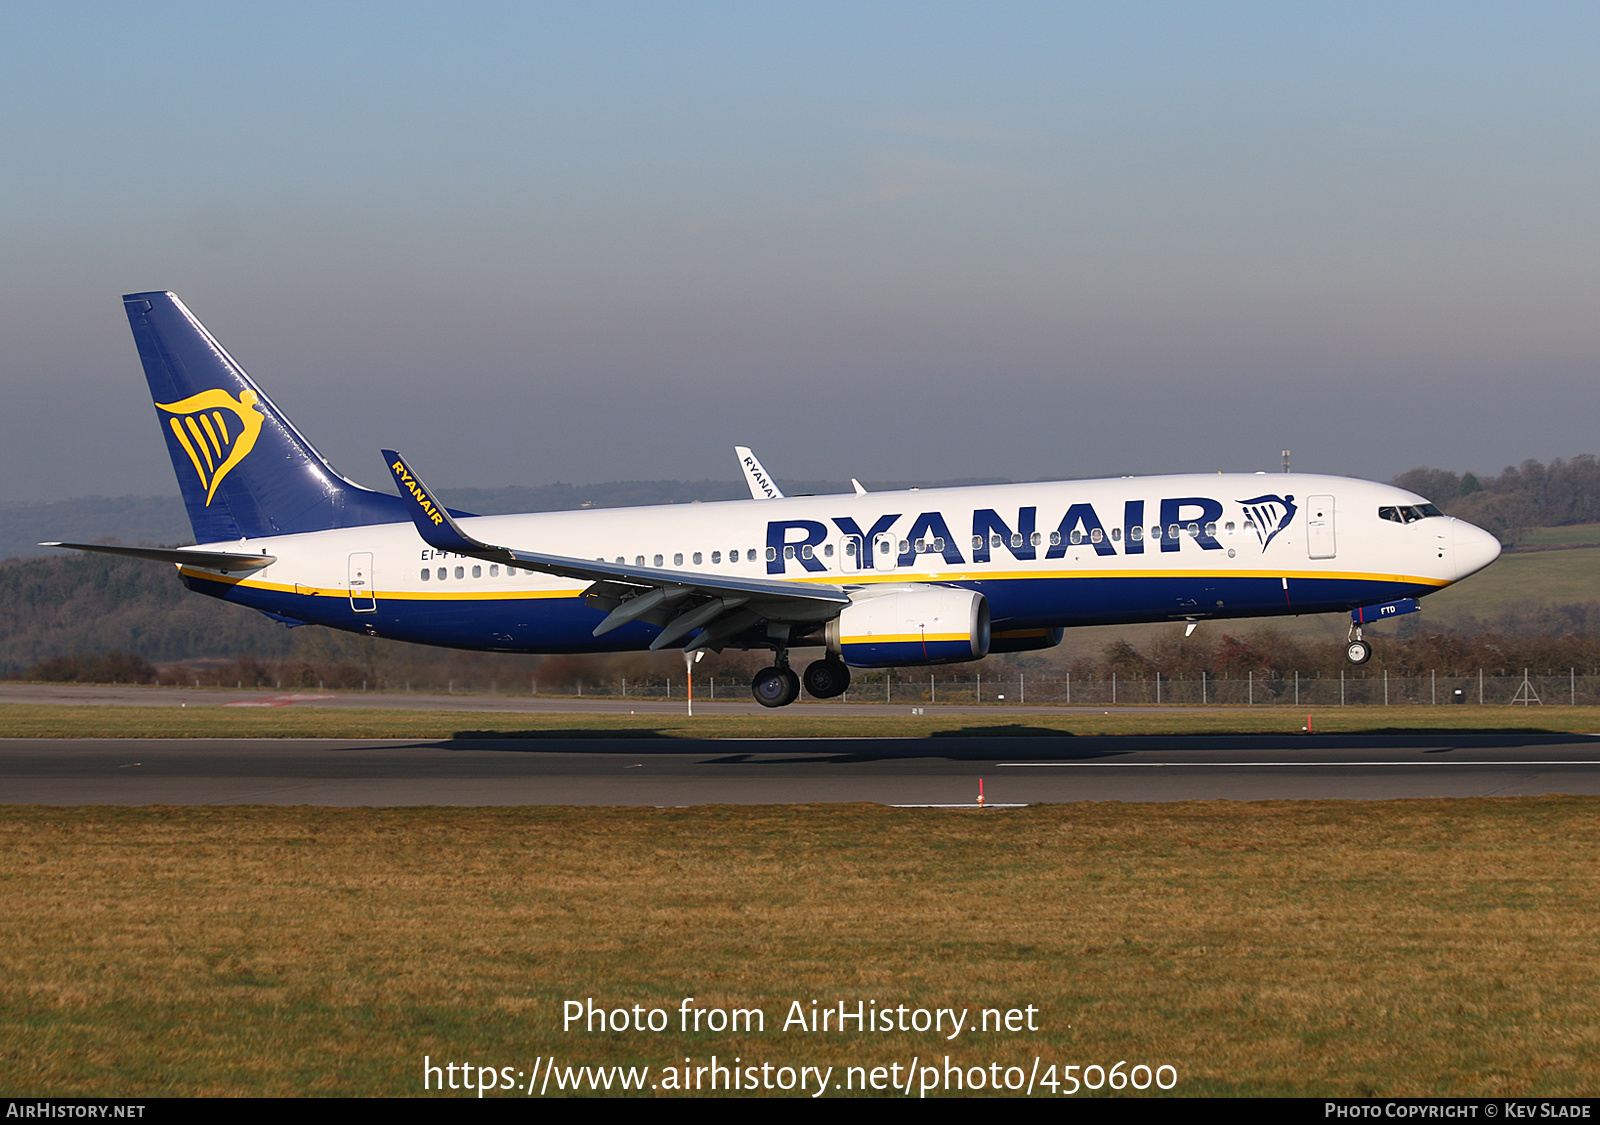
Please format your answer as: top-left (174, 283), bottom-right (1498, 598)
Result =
top-left (762, 492), bottom-right (1294, 575)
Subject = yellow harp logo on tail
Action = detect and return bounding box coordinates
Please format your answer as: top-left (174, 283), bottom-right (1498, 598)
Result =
top-left (155, 389), bottom-right (265, 505)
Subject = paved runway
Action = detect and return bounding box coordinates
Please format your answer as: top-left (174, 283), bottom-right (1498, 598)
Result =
top-left (2, 732), bottom-right (1598, 806)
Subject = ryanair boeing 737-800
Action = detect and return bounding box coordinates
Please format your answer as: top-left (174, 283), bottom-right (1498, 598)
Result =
top-left (47, 292), bottom-right (1502, 707)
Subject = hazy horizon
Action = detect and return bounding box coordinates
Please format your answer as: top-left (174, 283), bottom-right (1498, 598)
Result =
top-left (5, 4), bottom-right (1598, 502)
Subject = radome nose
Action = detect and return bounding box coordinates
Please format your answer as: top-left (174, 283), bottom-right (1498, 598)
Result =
top-left (1452, 519), bottom-right (1502, 581)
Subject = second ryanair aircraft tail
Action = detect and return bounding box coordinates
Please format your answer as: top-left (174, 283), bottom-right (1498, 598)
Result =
top-left (124, 292), bottom-right (414, 543)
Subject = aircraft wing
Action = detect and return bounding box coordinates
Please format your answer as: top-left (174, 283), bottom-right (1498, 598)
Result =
top-left (43, 542), bottom-right (277, 573)
top-left (383, 451), bottom-right (847, 651)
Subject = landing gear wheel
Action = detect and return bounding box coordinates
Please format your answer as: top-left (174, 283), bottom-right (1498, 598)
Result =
top-left (752, 666), bottom-right (801, 708)
top-left (1345, 639), bottom-right (1372, 665)
top-left (802, 658), bottom-right (852, 699)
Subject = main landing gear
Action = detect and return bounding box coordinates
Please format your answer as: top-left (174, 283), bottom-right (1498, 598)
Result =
top-left (751, 664), bottom-right (800, 708)
top-left (801, 657), bottom-right (851, 699)
top-left (750, 653), bottom-right (852, 708)
top-left (1346, 623), bottom-right (1372, 665)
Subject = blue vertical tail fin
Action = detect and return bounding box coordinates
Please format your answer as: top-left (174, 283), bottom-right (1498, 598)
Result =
top-left (124, 292), bottom-right (411, 542)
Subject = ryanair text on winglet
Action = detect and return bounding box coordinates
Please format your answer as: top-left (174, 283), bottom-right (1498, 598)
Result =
top-left (391, 459), bottom-right (446, 526)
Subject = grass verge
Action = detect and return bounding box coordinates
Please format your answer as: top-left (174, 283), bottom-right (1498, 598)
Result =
top-left (1, 703), bottom-right (1599, 740)
top-left (0, 800), bottom-right (1596, 1097)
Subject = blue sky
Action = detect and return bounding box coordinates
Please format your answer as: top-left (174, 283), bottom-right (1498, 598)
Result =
top-left (3, 3), bottom-right (1598, 500)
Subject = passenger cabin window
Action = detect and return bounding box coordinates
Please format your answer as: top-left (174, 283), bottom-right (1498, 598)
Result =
top-left (674, 553), bottom-right (683, 566)
top-left (1129, 526), bottom-right (1142, 542)
top-left (712, 551), bottom-right (722, 564)
top-left (489, 565), bottom-right (499, 576)
top-left (693, 552), bottom-right (702, 565)
top-left (472, 565), bottom-right (482, 578)
top-left (420, 568), bottom-right (430, 581)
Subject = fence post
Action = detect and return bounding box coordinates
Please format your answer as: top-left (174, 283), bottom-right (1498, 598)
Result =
top-left (1021, 672), bottom-right (1025, 704)
top-left (1479, 669), bottom-right (1483, 704)
top-left (1294, 670), bottom-right (1299, 706)
top-left (1156, 671), bottom-right (1161, 705)
top-left (1431, 670), bottom-right (1436, 705)
top-left (1384, 669), bottom-right (1388, 706)
top-left (930, 675), bottom-right (935, 704)
top-left (1202, 670), bottom-right (1207, 705)
top-left (1066, 672), bottom-right (1070, 704)
top-left (1112, 672), bottom-right (1117, 704)
top-left (1340, 669), bottom-right (1345, 706)
top-left (977, 672), bottom-right (981, 702)
top-left (1573, 668), bottom-right (1577, 706)
top-left (1248, 670), bottom-right (1253, 706)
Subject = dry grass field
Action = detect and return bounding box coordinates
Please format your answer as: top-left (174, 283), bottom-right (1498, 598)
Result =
top-left (1, 799), bottom-right (1596, 1097)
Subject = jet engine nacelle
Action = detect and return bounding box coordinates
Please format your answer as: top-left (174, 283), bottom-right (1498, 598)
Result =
top-left (826, 587), bottom-right (990, 668)
top-left (988, 626), bottom-right (1064, 654)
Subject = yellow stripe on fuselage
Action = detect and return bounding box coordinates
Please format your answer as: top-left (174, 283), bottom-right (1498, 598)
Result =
top-left (179, 564), bottom-right (1446, 602)
top-left (791, 566), bottom-right (1451, 589)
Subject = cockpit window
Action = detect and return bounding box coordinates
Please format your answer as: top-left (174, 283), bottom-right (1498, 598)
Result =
top-left (1379, 504), bottom-right (1444, 524)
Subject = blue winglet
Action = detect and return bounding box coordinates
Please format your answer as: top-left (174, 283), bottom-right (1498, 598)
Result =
top-left (383, 449), bottom-right (513, 561)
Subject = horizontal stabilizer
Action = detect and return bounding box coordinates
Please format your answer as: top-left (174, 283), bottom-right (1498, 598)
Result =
top-left (43, 542), bottom-right (276, 573)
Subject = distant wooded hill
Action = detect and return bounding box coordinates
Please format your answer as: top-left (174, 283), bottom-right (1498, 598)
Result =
top-left (1392, 455), bottom-right (1600, 543)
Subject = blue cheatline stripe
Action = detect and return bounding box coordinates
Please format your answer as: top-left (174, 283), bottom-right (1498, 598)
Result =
top-left (181, 569), bottom-right (1438, 656)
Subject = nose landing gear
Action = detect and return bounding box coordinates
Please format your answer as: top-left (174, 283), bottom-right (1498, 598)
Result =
top-left (1346, 623), bottom-right (1372, 665)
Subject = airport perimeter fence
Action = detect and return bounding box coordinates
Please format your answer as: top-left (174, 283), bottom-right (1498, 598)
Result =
top-left (528, 670), bottom-right (1600, 706)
